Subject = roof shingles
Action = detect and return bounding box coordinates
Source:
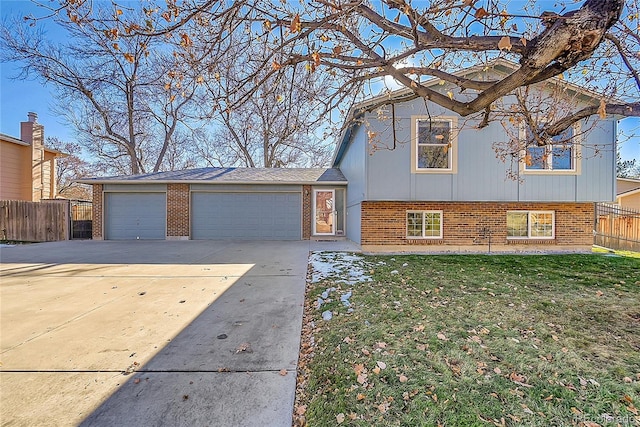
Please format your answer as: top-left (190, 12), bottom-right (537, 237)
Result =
top-left (79, 167), bottom-right (347, 184)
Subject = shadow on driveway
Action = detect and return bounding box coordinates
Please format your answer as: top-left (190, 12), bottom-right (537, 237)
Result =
top-left (0, 240), bottom-right (311, 427)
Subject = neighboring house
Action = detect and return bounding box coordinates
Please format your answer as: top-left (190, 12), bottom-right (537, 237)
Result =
top-left (80, 61), bottom-right (616, 249)
top-left (0, 113), bottom-right (63, 201)
top-left (616, 177), bottom-right (640, 210)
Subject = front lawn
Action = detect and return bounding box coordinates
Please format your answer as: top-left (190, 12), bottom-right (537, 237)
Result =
top-left (294, 253), bottom-right (640, 426)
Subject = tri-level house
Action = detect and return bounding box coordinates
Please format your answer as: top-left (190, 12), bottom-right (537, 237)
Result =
top-left (81, 61), bottom-right (616, 250)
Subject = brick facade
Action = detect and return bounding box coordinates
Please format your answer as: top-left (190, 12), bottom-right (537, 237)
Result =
top-left (302, 185), bottom-right (312, 240)
top-left (361, 201), bottom-right (594, 246)
top-left (92, 184), bottom-right (103, 240)
top-left (167, 184), bottom-right (190, 239)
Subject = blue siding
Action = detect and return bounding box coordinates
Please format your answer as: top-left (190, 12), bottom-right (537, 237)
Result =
top-left (346, 202), bottom-right (362, 244)
top-left (339, 125), bottom-right (367, 204)
top-left (455, 122), bottom-right (519, 201)
top-left (345, 96), bottom-right (616, 203)
top-left (339, 125), bottom-right (367, 243)
top-left (576, 122), bottom-right (617, 202)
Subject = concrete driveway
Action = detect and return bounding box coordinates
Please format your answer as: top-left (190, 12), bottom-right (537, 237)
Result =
top-left (0, 240), bottom-right (347, 426)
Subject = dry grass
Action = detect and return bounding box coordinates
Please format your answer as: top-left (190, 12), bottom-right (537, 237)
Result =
top-left (294, 254), bottom-right (640, 426)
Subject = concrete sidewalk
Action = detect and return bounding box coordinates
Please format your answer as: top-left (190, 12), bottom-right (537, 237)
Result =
top-left (0, 240), bottom-right (359, 427)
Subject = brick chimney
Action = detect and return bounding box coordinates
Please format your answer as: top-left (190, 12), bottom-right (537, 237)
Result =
top-left (20, 112), bottom-right (44, 148)
top-left (20, 112), bottom-right (48, 200)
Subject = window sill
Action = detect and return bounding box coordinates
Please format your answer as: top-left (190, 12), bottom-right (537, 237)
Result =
top-left (412, 169), bottom-right (456, 174)
top-left (520, 169), bottom-right (579, 176)
top-left (506, 238), bottom-right (556, 244)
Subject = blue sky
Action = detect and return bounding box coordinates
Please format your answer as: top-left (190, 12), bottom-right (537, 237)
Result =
top-left (1, 0), bottom-right (638, 164)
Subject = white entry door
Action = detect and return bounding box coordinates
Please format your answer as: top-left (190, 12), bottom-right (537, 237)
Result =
top-left (313, 189), bottom-right (335, 235)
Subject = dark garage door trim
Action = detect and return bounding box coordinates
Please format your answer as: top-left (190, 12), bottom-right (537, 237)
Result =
top-left (104, 192), bottom-right (167, 240)
top-left (191, 191), bottom-right (302, 240)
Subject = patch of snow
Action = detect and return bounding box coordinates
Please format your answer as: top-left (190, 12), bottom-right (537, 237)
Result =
top-left (309, 252), bottom-right (372, 285)
top-left (390, 270), bottom-right (399, 274)
top-left (340, 291), bottom-right (352, 301)
top-left (322, 310), bottom-right (333, 321)
top-left (402, 263), bottom-right (408, 267)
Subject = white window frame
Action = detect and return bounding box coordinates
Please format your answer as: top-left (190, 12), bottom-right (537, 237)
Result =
top-left (520, 122), bottom-right (581, 175)
top-left (406, 210), bottom-right (443, 239)
top-left (506, 210), bottom-right (555, 240)
top-left (411, 116), bottom-right (458, 174)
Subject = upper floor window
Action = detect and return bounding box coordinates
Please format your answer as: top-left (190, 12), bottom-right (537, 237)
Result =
top-left (412, 117), bottom-right (457, 173)
top-left (522, 124), bottom-right (580, 173)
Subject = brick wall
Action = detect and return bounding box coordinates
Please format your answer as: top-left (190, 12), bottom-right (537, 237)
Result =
top-left (167, 184), bottom-right (190, 238)
top-left (302, 185), bottom-right (311, 240)
top-left (92, 184), bottom-right (103, 240)
top-left (361, 201), bottom-right (594, 246)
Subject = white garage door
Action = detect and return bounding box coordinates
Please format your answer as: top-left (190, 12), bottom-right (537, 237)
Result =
top-left (191, 192), bottom-right (301, 240)
top-left (105, 193), bottom-right (166, 240)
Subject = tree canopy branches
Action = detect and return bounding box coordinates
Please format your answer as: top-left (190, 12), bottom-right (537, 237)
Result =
top-left (3, 0), bottom-right (639, 173)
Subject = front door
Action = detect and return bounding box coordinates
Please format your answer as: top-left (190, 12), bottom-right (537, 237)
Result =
top-left (313, 189), bottom-right (335, 235)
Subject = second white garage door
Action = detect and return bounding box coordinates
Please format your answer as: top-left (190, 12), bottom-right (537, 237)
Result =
top-left (191, 192), bottom-right (302, 240)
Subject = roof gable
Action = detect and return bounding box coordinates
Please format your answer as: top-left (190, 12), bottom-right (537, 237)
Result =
top-left (332, 59), bottom-right (611, 167)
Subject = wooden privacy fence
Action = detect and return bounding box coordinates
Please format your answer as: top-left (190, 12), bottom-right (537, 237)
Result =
top-left (0, 200), bottom-right (69, 242)
top-left (594, 203), bottom-right (640, 252)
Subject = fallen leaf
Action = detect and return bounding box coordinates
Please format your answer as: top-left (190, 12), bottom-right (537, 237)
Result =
top-left (348, 413), bottom-right (357, 420)
top-left (437, 333), bottom-right (449, 341)
top-left (494, 367), bottom-right (502, 374)
top-left (399, 374), bottom-right (408, 383)
top-left (235, 342), bottom-right (252, 353)
top-left (373, 367), bottom-right (381, 375)
top-left (279, 369), bottom-right (287, 376)
top-left (296, 405), bottom-right (307, 415)
top-left (336, 413), bottom-right (345, 424)
top-left (378, 402), bottom-right (389, 413)
top-left (377, 361), bottom-right (387, 370)
top-left (356, 393), bottom-right (366, 401)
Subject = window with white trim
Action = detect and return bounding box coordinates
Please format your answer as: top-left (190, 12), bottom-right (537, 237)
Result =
top-left (507, 211), bottom-right (555, 239)
top-left (416, 119), bottom-right (453, 170)
top-left (407, 210), bottom-right (443, 239)
top-left (524, 126), bottom-right (576, 171)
